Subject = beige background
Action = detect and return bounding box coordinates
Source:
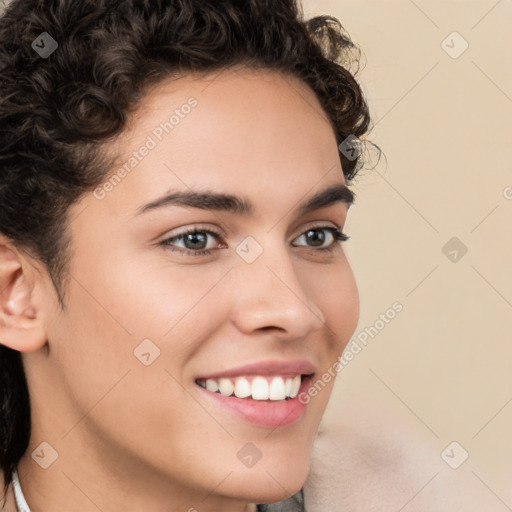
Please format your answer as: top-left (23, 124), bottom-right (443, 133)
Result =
top-left (302, 0), bottom-right (512, 509)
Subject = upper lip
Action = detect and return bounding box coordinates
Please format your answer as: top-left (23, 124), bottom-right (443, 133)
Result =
top-left (196, 360), bottom-right (316, 380)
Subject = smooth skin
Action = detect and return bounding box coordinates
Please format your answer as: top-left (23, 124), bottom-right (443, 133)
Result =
top-left (0, 68), bottom-right (359, 512)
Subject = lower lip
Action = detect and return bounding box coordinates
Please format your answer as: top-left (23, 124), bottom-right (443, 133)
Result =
top-left (196, 376), bottom-right (313, 429)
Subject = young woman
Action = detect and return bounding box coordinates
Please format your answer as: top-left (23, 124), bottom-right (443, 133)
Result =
top-left (0, 0), bottom-right (375, 510)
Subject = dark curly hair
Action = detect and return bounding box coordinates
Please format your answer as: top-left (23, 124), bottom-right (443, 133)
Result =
top-left (0, 0), bottom-right (376, 504)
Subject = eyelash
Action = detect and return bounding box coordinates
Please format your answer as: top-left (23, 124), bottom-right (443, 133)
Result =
top-left (160, 225), bottom-right (350, 257)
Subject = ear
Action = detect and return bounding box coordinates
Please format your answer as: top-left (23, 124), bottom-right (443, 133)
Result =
top-left (0, 235), bottom-right (47, 352)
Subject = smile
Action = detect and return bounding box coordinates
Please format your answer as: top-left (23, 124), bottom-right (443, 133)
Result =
top-left (195, 374), bottom-right (304, 401)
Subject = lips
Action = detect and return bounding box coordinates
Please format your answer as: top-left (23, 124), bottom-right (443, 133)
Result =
top-left (194, 360), bottom-right (316, 428)
top-left (195, 359), bottom-right (316, 380)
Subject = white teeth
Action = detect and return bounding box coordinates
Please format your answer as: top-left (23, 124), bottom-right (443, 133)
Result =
top-left (218, 378), bottom-right (234, 396)
top-left (251, 377), bottom-right (269, 400)
top-left (198, 374), bottom-right (304, 401)
top-left (269, 376), bottom-right (286, 400)
top-left (290, 375), bottom-right (301, 398)
top-left (234, 377), bottom-right (252, 398)
top-left (206, 379), bottom-right (219, 392)
top-left (285, 378), bottom-right (292, 396)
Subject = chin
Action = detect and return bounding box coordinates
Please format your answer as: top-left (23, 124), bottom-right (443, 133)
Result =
top-left (225, 451), bottom-right (311, 504)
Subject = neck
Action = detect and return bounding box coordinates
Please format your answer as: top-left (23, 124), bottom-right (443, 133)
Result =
top-left (16, 450), bottom-right (256, 512)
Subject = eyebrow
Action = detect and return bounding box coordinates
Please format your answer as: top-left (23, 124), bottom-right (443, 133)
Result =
top-left (137, 183), bottom-right (355, 217)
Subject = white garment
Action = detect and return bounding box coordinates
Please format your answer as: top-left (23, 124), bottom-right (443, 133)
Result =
top-left (11, 470), bottom-right (30, 512)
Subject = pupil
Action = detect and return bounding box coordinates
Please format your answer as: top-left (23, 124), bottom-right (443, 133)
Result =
top-left (307, 229), bottom-right (324, 246)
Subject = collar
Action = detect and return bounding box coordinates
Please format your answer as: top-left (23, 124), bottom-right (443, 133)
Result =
top-left (12, 470), bottom-right (30, 512)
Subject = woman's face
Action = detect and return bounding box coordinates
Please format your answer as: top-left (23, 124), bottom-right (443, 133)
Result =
top-left (24, 68), bottom-right (359, 508)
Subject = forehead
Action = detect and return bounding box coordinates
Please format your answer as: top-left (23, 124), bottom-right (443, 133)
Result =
top-left (113, 67), bottom-right (340, 172)
top-left (89, 68), bottom-right (345, 220)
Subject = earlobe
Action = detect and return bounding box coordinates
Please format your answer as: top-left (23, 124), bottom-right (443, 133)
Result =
top-left (0, 237), bottom-right (47, 352)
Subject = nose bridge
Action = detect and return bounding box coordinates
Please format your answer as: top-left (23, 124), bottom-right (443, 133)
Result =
top-left (230, 235), bottom-right (325, 336)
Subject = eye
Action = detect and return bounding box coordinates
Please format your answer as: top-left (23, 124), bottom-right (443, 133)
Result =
top-left (161, 227), bottom-right (225, 256)
top-left (292, 226), bottom-right (349, 252)
top-left (160, 225), bottom-right (349, 257)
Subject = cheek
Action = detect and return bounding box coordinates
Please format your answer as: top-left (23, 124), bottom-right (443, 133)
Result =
top-left (69, 243), bottom-right (230, 338)
top-left (307, 257), bottom-right (360, 353)
top-left (336, 267), bottom-right (359, 347)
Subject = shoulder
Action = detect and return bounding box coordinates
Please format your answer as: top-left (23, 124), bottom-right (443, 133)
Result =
top-left (304, 401), bottom-right (505, 512)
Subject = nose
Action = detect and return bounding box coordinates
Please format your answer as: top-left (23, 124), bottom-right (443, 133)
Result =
top-left (229, 241), bottom-right (326, 339)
